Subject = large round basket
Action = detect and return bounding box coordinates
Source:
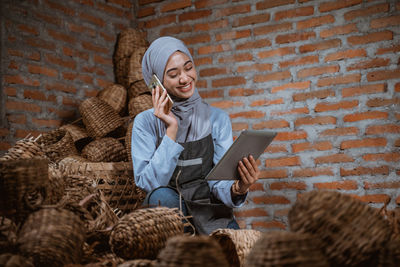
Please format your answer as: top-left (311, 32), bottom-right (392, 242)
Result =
top-left (127, 46), bottom-right (147, 85)
top-left (288, 190), bottom-right (392, 266)
top-left (37, 128), bottom-right (78, 163)
top-left (245, 231), bottom-right (329, 267)
top-left (129, 93), bottom-right (152, 118)
top-left (60, 124), bottom-right (91, 150)
top-left (79, 97), bottom-right (124, 138)
top-left (156, 235), bottom-right (229, 267)
top-left (82, 137), bottom-right (127, 162)
top-left (128, 79), bottom-right (149, 101)
top-left (60, 161), bottom-right (146, 215)
top-left (97, 84), bottom-right (128, 115)
top-left (17, 207), bottom-right (85, 267)
top-left (109, 207), bottom-right (184, 260)
top-left (0, 158), bottom-right (48, 223)
top-left (210, 228), bottom-right (263, 267)
top-left (0, 253), bottom-right (34, 267)
top-left (0, 136), bottom-right (45, 161)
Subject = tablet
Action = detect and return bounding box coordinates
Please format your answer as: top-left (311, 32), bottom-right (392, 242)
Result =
top-left (205, 130), bottom-right (277, 180)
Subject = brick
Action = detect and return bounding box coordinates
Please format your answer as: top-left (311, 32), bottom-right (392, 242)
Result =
top-left (252, 220), bottom-right (287, 230)
top-left (256, 0), bottom-right (295, 10)
top-left (8, 49), bottom-right (24, 57)
top-left (18, 24), bottom-right (39, 35)
top-left (199, 89), bottom-right (223, 99)
top-left (48, 29), bottom-right (78, 44)
top-left (258, 47), bottom-right (295, 59)
top-left (272, 81), bottom-right (310, 93)
top-left (315, 100), bottom-right (358, 112)
top-left (342, 83), bottom-right (386, 97)
top-left (279, 56), bottom-right (318, 69)
top-left (292, 141), bottom-right (332, 153)
top-left (33, 12), bottom-right (62, 26)
top-left (341, 137), bottom-right (387, 149)
top-left (4, 87), bottom-right (17, 96)
top-left (297, 65), bottom-right (339, 78)
top-left (231, 123), bottom-right (249, 131)
top-left (341, 165), bottom-right (389, 176)
top-left (235, 208), bottom-right (269, 218)
top-left (218, 53), bottom-right (253, 63)
top-left (348, 30), bottom-right (393, 45)
top-left (253, 120), bottom-right (289, 130)
top-left (28, 65), bottom-right (58, 77)
top-left (161, 0), bottom-right (191, 12)
top-left (25, 37), bottom-right (56, 50)
top-left (72, 0), bottom-right (94, 6)
top-left (347, 58), bottom-right (390, 71)
top-left (79, 12), bottom-right (105, 27)
top-left (199, 67), bottom-right (227, 77)
top-left (266, 156), bottom-right (300, 167)
top-left (366, 124), bottom-right (400, 135)
top-left (369, 96), bottom-right (400, 108)
top-left (32, 118), bottom-right (62, 128)
top-left (81, 41), bottom-right (109, 54)
top-left (266, 144), bottom-right (288, 153)
top-left (161, 24), bottom-right (191, 35)
top-left (216, 29), bottom-right (251, 41)
top-left (8, 114), bottom-right (27, 124)
top-left (275, 131), bottom-right (307, 141)
top-left (108, 0), bottom-right (132, 8)
top-left (46, 82), bottom-right (77, 94)
top-left (230, 111), bottom-right (265, 119)
top-left (78, 74), bottom-right (93, 84)
top-left (254, 22), bottom-right (292, 36)
top-left (23, 90), bottom-right (47, 101)
top-left (365, 181), bottom-right (400, 190)
top-left (353, 194), bottom-right (390, 204)
top-left (236, 39), bottom-right (271, 50)
top-left (270, 182), bottom-right (306, 190)
top-left (62, 72), bottom-right (78, 80)
top-left (93, 55), bottom-right (112, 66)
top-left (4, 75), bottom-right (39, 87)
top-left (320, 127), bottom-right (359, 136)
top-left (317, 74), bottom-right (361, 87)
top-left (214, 4), bottom-right (251, 17)
top-left (0, 142), bottom-right (12, 151)
top-left (179, 10), bottom-right (211, 22)
top-left (45, 0), bottom-right (75, 15)
top-left (274, 208), bottom-right (290, 217)
top-left (295, 116), bottom-right (336, 126)
top-left (198, 43), bottom-right (231, 55)
top-left (271, 107), bottom-right (309, 116)
top-left (344, 3), bottom-right (389, 21)
top-left (6, 101), bottom-right (41, 113)
top-left (315, 153), bottom-right (355, 164)
top-left (254, 71), bottom-right (291, 83)
top-left (314, 180), bottom-right (358, 190)
top-left (140, 14), bottom-right (176, 28)
top-left (320, 23), bottom-right (357, 38)
top-left (212, 76), bottom-right (246, 87)
top-left (343, 111), bottom-right (388, 122)
top-left (28, 51), bottom-right (41, 61)
top-left (210, 101), bottom-right (243, 109)
top-left (297, 14), bottom-right (335, 29)
top-left (319, 0), bottom-right (362, 13)
top-left (363, 153), bottom-right (400, 162)
top-left (194, 19), bottom-right (228, 31)
top-left (253, 195), bottom-right (291, 205)
top-left (232, 13), bottom-right (271, 27)
top-left (14, 129), bottom-right (42, 139)
top-left (250, 98), bottom-right (284, 107)
top-left (138, 6), bottom-right (155, 18)
top-left (46, 54), bottom-right (77, 69)
top-left (276, 31), bottom-right (316, 44)
top-left (63, 47), bottom-right (89, 60)
top-left (371, 15), bottom-right (400, 29)
top-left (376, 44), bottom-right (400, 55)
top-left (96, 2), bottom-right (127, 17)
top-left (8, 60), bottom-right (18, 70)
top-left (325, 48), bottom-right (366, 62)
top-left (367, 69), bottom-right (400, 82)
top-left (275, 6), bottom-right (314, 21)
top-left (230, 88), bottom-right (264, 97)
top-left (237, 63), bottom-right (272, 73)
top-left (68, 23), bottom-right (96, 37)
top-left (292, 167), bottom-right (333, 178)
top-left (293, 89), bottom-right (335, 102)
top-left (0, 128), bottom-right (10, 137)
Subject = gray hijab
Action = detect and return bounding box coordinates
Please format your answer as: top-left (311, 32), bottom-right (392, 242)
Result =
top-left (142, 36), bottom-right (211, 143)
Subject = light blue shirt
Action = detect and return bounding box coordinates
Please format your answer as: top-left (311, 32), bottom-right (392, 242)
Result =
top-left (131, 106), bottom-right (246, 208)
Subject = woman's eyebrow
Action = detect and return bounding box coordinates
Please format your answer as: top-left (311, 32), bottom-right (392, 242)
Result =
top-left (166, 60), bottom-right (192, 74)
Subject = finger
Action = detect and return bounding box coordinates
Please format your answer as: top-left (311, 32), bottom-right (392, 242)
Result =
top-left (238, 160), bottom-right (250, 184)
top-left (242, 157), bottom-right (256, 178)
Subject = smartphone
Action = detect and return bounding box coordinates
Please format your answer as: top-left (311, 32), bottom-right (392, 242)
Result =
top-left (148, 74), bottom-right (174, 114)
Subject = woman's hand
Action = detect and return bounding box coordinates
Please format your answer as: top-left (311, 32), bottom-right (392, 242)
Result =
top-left (232, 155), bottom-right (260, 196)
top-left (152, 86), bottom-right (178, 141)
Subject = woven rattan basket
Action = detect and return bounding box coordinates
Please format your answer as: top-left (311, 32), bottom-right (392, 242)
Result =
top-left (43, 163), bottom-right (65, 205)
top-left (128, 79), bottom-right (150, 101)
top-left (98, 83), bottom-right (128, 115)
top-left (82, 137), bottom-right (128, 162)
top-left (129, 93), bottom-right (152, 118)
top-left (156, 235), bottom-right (229, 267)
top-left (0, 217), bottom-right (17, 253)
top-left (0, 253), bottom-right (34, 267)
top-left (114, 28), bottom-right (148, 60)
top-left (0, 158), bottom-right (49, 223)
top-left (17, 207), bottom-right (85, 267)
top-left (37, 128), bottom-right (78, 163)
top-left (128, 46), bottom-right (147, 85)
top-left (125, 120), bottom-right (134, 163)
top-left (60, 161), bottom-right (146, 215)
top-left (0, 136), bottom-right (45, 161)
top-left (60, 124), bottom-right (91, 150)
top-left (210, 228), bottom-right (263, 267)
top-left (245, 231), bottom-right (329, 267)
top-left (288, 190), bottom-right (392, 266)
top-left (79, 97), bottom-right (124, 138)
top-left (119, 259), bottom-right (156, 267)
top-left (109, 207), bottom-right (184, 260)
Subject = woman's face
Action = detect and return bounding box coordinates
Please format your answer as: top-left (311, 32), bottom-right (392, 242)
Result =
top-left (163, 51), bottom-right (197, 99)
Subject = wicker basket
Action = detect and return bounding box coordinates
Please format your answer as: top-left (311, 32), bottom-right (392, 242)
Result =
top-left (109, 207), bottom-right (184, 260)
top-left (17, 207), bottom-right (85, 267)
top-left (0, 217), bottom-right (17, 253)
top-left (245, 231), bottom-right (329, 267)
top-left (288, 190), bottom-right (392, 266)
top-left (60, 124), bottom-right (91, 150)
top-left (129, 93), bottom-right (152, 118)
top-left (37, 128), bottom-right (78, 163)
top-left (0, 136), bottom-right (46, 161)
top-left (82, 137), bottom-right (128, 162)
top-left (156, 235), bottom-right (229, 267)
top-left (127, 46), bottom-right (147, 85)
top-left (125, 120), bottom-right (134, 163)
top-left (79, 97), bottom-right (124, 138)
top-left (0, 253), bottom-right (34, 267)
top-left (114, 28), bottom-right (148, 60)
top-left (210, 229), bottom-right (263, 267)
top-left (0, 158), bottom-right (49, 223)
top-left (43, 163), bottom-right (65, 205)
top-left (60, 161), bottom-right (146, 215)
top-left (58, 155), bottom-right (89, 165)
top-left (115, 57), bottom-right (130, 89)
top-left (128, 79), bottom-right (150, 101)
top-left (98, 84), bottom-right (128, 115)
top-left (119, 259), bottom-right (156, 267)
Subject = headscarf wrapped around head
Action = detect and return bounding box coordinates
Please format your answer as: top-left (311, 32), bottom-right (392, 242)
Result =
top-left (141, 36), bottom-right (211, 143)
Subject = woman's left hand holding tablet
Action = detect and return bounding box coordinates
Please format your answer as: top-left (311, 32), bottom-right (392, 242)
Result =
top-left (234, 155), bottom-right (260, 195)
top-left (152, 86), bottom-right (178, 141)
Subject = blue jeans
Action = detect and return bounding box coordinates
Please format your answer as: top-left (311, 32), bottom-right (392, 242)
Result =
top-left (144, 187), bottom-right (240, 230)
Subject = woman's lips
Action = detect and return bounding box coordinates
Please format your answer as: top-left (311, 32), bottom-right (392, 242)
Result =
top-left (177, 81), bottom-right (192, 92)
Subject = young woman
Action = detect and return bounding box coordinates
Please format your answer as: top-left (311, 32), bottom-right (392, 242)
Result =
top-left (131, 36), bottom-right (260, 234)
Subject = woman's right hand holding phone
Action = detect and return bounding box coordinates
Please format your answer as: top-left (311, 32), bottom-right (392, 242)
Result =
top-left (152, 86), bottom-right (178, 141)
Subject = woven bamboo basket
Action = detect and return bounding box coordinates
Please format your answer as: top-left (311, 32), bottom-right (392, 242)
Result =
top-left (0, 135), bottom-right (46, 161)
top-left (128, 93), bottom-right (152, 118)
top-left (59, 155), bottom-right (89, 165)
top-left (17, 207), bottom-right (85, 267)
top-left (114, 28), bottom-right (148, 60)
top-left (115, 57), bottom-right (130, 89)
top-left (119, 259), bottom-right (156, 267)
top-left (0, 253), bottom-right (34, 267)
top-left (60, 161), bottom-right (146, 215)
top-left (127, 46), bottom-right (147, 85)
top-left (125, 120), bottom-right (134, 163)
top-left (97, 84), bottom-right (128, 115)
top-left (288, 190), bottom-right (392, 266)
top-left (82, 137), bottom-right (128, 162)
top-left (128, 79), bottom-right (149, 101)
top-left (60, 124), bottom-right (91, 151)
top-left (156, 235), bottom-right (229, 267)
top-left (0, 217), bottom-right (17, 253)
top-left (245, 231), bottom-right (329, 267)
top-left (79, 97), bottom-right (124, 138)
top-left (0, 158), bottom-right (49, 223)
top-left (37, 128), bottom-right (78, 163)
top-left (43, 163), bottom-right (65, 205)
top-left (210, 228), bottom-right (263, 267)
top-left (376, 239), bottom-right (400, 267)
top-left (109, 207), bottom-right (184, 260)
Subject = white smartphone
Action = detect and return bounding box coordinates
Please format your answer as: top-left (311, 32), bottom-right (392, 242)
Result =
top-left (148, 74), bottom-right (174, 114)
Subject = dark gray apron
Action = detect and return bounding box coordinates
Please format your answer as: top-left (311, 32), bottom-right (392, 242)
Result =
top-left (168, 134), bottom-right (234, 235)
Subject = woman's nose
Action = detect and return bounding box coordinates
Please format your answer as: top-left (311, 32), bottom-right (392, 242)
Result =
top-left (179, 73), bottom-right (190, 84)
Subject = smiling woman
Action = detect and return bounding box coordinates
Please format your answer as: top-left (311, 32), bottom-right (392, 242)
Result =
top-left (131, 36), bottom-right (260, 235)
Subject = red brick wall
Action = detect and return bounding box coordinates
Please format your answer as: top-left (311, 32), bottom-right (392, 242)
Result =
top-left (0, 0), bottom-right (136, 151)
top-left (136, 0), bottom-right (400, 230)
